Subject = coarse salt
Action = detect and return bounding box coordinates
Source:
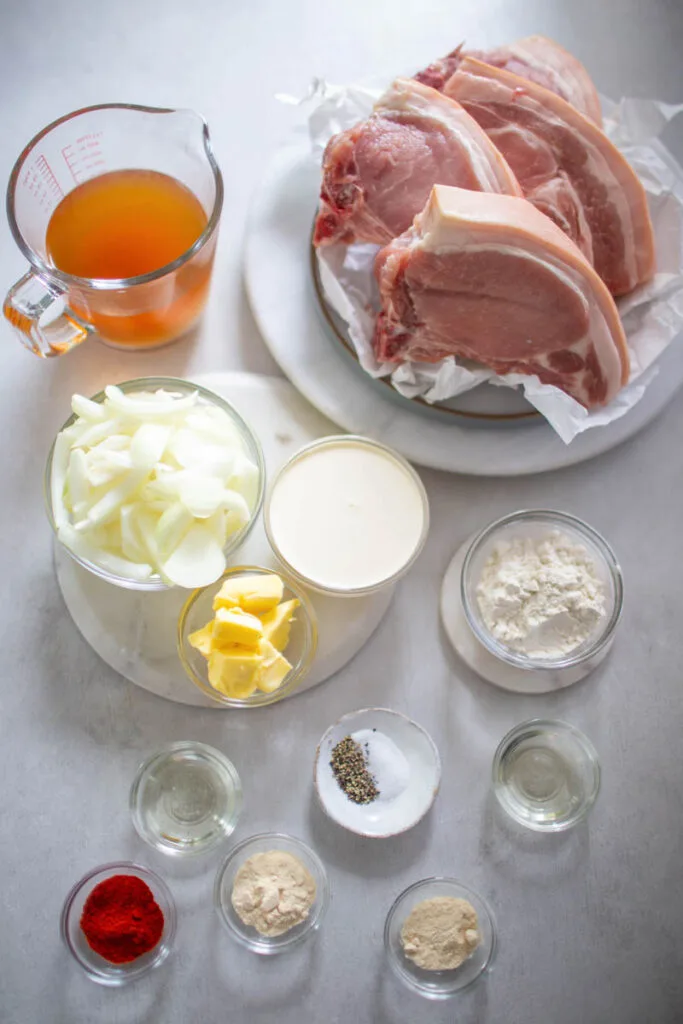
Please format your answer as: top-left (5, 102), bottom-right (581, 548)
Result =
top-left (351, 729), bottom-right (410, 802)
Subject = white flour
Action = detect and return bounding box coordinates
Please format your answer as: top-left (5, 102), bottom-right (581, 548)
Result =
top-left (475, 531), bottom-right (607, 659)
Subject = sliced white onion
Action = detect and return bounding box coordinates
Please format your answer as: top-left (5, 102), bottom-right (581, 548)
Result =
top-left (71, 394), bottom-right (106, 421)
top-left (178, 476), bottom-right (228, 519)
top-left (97, 434), bottom-right (134, 451)
top-left (132, 506), bottom-right (163, 569)
top-left (228, 454), bottom-right (260, 507)
top-left (52, 386), bottom-right (258, 587)
top-left (161, 524), bottom-right (226, 588)
top-left (185, 408), bottom-right (243, 447)
top-left (129, 423), bottom-right (171, 470)
top-left (85, 448), bottom-right (132, 487)
top-left (71, 500), bottom-right (89, 523)
top-left (204, 509), bottom-right (228, 545)
top-left (88, 520), bottom-right (122, 552)
top-left (166, 428), bottom-right (236, 478)
top-left (79, 467), bottom-right (148, 528)
top-left (74, 418), bottom-right (128, 450)
top-left (50, 431), bottom-right (72, 529)
top-left (138, 473), bottom-right (183, 505)
top-left (221, 489), bottom-right (251, 524)
top-left (104, 384), bottom-right (198, 419)
top-left (120, 504), bottom-right (149, 563)
top-left (66, 448), bottom-right (89, 510)
top-left (58, 524), bottom-right (153, 580)
top-left (155, 502), bottom-right (194, 560)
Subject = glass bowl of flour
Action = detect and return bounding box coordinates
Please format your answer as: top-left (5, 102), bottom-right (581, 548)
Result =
top-left (460, 510), bottom-right (623, 682)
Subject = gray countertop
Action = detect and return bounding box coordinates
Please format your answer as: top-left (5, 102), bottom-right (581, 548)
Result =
top-left (1, 2), bottom-right (683, 1022)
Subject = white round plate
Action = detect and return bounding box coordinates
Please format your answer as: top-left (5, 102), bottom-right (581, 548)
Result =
top-left (55, 372), bottom-right (394, 707)
top-left (244, 141), bottom-right (683, 476)
top-left (314, 708), bottom-right (441, 837)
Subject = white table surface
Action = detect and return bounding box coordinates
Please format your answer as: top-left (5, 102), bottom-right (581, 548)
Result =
top-left (1, 2), bottom-right (683, 1023)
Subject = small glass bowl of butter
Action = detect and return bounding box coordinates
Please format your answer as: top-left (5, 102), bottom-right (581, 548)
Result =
top-left (177, 565), bottom-right (317, 707)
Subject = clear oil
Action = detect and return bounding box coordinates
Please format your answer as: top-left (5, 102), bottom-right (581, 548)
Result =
top-left (139, 749), bottom-right (238, 852)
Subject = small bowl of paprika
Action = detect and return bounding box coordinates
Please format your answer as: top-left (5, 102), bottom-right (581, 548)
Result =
top-left (60, 861), bottom-right (176, 985)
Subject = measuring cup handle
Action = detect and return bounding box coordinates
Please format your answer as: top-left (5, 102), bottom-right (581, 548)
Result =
top-left (3, 270), bottom-right (91, 358)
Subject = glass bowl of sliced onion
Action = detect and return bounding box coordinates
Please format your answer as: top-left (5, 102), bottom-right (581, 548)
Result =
top-left (45, 377), bottom-right (265, 591)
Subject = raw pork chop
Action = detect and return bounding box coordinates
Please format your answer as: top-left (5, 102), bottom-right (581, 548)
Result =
top-left (313, 77), bottom-right (521, 247)
top-left (373, 184), bottom-right (629, 408)
top-left (442, 58), bottom-right (655, 295)
top-left (416, 35), bottom-right (602, 125)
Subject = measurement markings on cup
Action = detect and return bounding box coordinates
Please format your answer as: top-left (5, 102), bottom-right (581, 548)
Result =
top-left (61, 133), bottom-right (106, 185)
top-left (21, 154), bottom-right (64, 213)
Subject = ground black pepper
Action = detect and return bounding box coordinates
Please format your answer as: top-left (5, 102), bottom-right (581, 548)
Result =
top-left (330, 735), bottom-right (379, 804)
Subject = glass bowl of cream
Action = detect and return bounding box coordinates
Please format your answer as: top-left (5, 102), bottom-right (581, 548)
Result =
top-left (460, 510), bottom-right (623, 685)
top-left (264, 435), bottom-right (430, 597)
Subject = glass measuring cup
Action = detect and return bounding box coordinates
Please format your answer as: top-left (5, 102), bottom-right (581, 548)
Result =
top-left (4, 104), bottom-right (223, 357)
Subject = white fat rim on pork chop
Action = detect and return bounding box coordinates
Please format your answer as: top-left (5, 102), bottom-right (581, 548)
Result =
top-left (508, 38), bottom-right (591, 108)
top-left (448, 71), bottom-right (641, 288)
top-left (378, 79), bottom-right (516, 196)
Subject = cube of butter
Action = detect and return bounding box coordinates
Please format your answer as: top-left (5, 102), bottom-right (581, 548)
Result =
top-left (188, 623), bottom-right (214, 659)
top-left (212, 574), bottom-right (284, 615)
top-left (260, 598), bottom-right (299, 652)
top-left (208, 647), bottom-right (260, 699)
top-left (212, 607), bottom-right (263, 648)
top-left (256, 638), bottom-right (292, 694)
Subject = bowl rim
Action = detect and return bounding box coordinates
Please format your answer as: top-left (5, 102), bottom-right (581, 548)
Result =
top-left (460, 508), bottom-right (624, 670)
top-left (383, 875), bottom-right (496, 997)
top-left (491, 717), bottom-right (601, 832)
top-left (177, 564), bottom-right (318, 707)
top-left (44, 376), bottom-right (266, 591)
top-left (213, 831), bottom-right (329, 953)
top-left (129, 740), bottom-right (243, 856)
top-left (60, 860), bottom-right (177, 983)
top-left (263, 434), bottom-right (430, 597)
top-left (313, 706), bottom-right (442, 838)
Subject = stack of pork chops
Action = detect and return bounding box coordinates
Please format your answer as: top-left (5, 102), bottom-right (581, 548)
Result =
top-left (313, 36), bottom-right (656, 409)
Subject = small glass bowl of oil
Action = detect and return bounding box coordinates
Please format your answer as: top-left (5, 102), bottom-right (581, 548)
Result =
top-left (492, 720), bottom-right (600, 832)
top-left (130, 741), bottom-right (242, 856)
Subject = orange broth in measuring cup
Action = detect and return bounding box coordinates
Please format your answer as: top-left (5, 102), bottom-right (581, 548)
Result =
top-left (45, 169), bottom-right (210, 348)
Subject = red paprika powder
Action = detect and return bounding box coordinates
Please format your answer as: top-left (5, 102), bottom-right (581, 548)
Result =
top-left (80, 874), bottom-right (164, 963)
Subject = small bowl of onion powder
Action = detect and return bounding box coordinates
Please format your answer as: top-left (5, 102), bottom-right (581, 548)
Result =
top-left (214, 832), bottom-right (329, 954)
top-left (384, 878), bottom-right (496, 998)
top-left (442, 510), bottom-right (623, 692)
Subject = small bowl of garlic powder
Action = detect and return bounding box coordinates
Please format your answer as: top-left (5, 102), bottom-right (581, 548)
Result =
top-left (214, 833), bottom-right (329, 954)
top-left (446, 510), bottom-right (623, 691)
top-left (384, 878), bottom-right (496, 998)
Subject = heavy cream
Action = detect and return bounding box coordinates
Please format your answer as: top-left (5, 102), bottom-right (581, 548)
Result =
top-left (266, 439), bottom-right (427, 592)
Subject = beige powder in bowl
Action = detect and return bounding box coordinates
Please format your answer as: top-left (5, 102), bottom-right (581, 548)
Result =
top-left (401, 896), bottom-right (480, 971)
top-left (231, 850), bottom-right (316, 937)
